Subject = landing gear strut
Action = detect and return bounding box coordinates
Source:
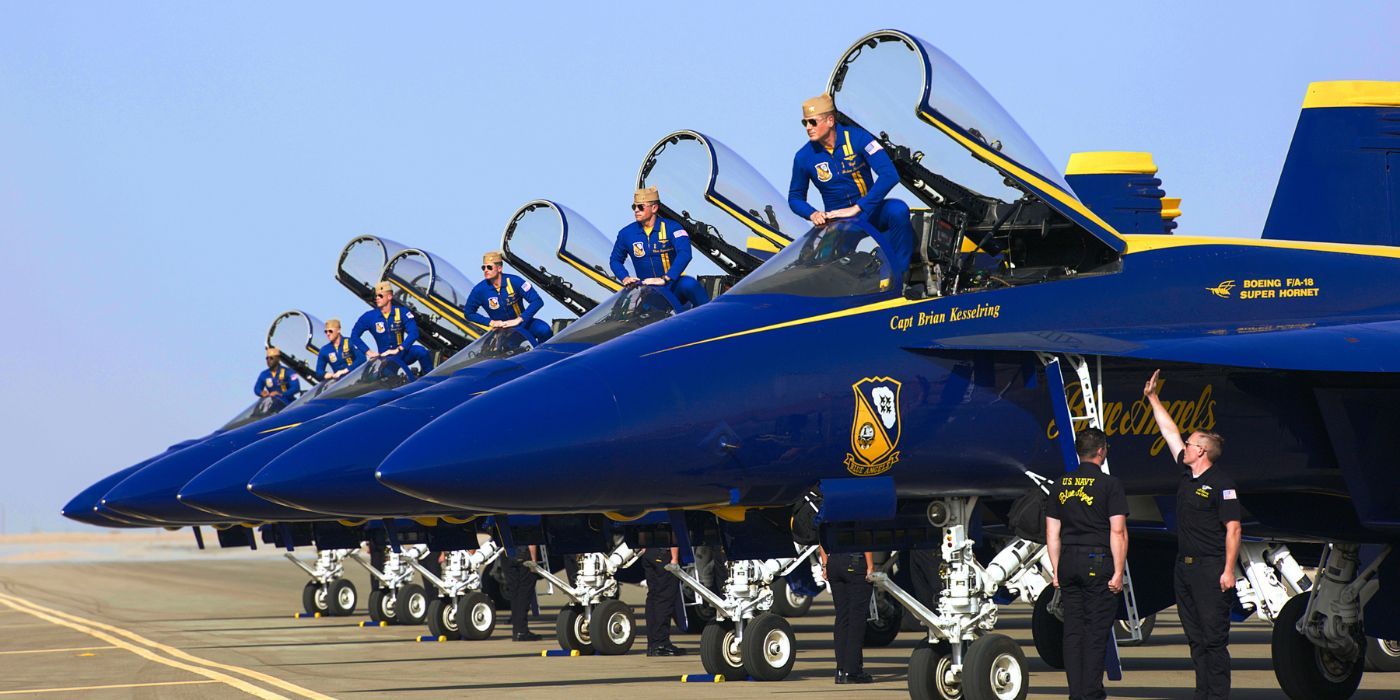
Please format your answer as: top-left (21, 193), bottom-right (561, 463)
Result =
top-left (526, 541), bottom-right (639, 655)
top-left (286, 548), bottom-right (358, 616)
top-left (408, 542), bottom-right (503, 640)
top-left (350, 544), bottom-right (428, 626)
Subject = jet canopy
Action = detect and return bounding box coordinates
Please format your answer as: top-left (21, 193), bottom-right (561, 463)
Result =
top-left (293, 356), bottom-right (414, 406)
top-left (728, 221), bottom-right (892, 299)
top-left (502, 200), bottom-right (622, 316)
top-left (337, 235), bottom-right (410, 306)
top-left (638, 130), bottom-right (805, 275)
top-left (828, 30), bottom-right (1122, 279)
top-left (381, 248), bottom-right (488, 353)
top-left (266, 309), bottom-right (326, 384)
top-left (426, 326), bottom-right (537, 378)
top-left (218, 397), bottom-right (289, 432)
top-left (546, 284), bottom-right (683, 347)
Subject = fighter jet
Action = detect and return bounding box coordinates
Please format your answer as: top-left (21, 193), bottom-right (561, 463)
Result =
top-left (375, 30), bottom-right (1400, 699)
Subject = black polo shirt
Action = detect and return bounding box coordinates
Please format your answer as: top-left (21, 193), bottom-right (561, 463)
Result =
top-left (1175, 459), bottom-right (1242, 558)
top-left (1046, 462), bottom-right (1129, 547)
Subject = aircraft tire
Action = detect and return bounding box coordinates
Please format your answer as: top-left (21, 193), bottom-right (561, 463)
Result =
top-left (741, 613), bottom-right (795, 681)
top-left (327, 579), bottom-right (357, 616)
top-left (700, 621), bottom-right (745, 679)
top-left (1272, 593), bottom-right (1364, 699)
top-left (1115, 613), bottom-right (1155, 646)
top-left (863, 591), bottom-right (903, 647)
top-left (769, 577), bottom-right (813, 617)
top-left (457, 592), bottom-right (495, 641)
top-left (302, 582), bottom-right (329, 615)
top-left (1030, 587), bottom-right (1065, 669)
top-left (907, 640), bottom-right (958, 700)
top-left (588, 599), bottom-right (636, 655)
top-left (395, 583), bottom-right (428, 626)
top-left (555, 605), bottom-right (594, 654)
top-left (962, 633), bottom-right (1028, 700)
top-left (425, 597), bottom-right (460, 640)
top-left (368, 588), bottom-right (397, 625)
top-left (1366, 637), bottom-right (1400, 671)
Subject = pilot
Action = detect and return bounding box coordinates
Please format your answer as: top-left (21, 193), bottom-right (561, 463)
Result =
top-left (254, 347), bottom-right (299, 405)
top-left (641, 546), bottom-right (685, 657)
top-left (315, 318), bottom-right (369, 380)
top-left (1144, 370), bottom-right (1240, 700)
top-left (1045, 427), bottom-right (1129, 700)
top-left (819, 544), bottom-right (875, 684)
top-left (609, 186), bottom-right (710, 309)
top-left (464, 251), bottom-right (552, 344)
top-left (350, 281), bottom-right (434, 375)
top-left (788, 93), bottom-right (913, 281)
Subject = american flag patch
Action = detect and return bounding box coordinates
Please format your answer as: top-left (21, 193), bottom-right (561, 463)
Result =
top-left (865, 140), bottom-right (883, 155)
top-left (1222, 489), bottom-right (1237, 500)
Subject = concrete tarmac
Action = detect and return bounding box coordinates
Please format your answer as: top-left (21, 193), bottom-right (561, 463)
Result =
top-left (0, 557), bottom-right (1396, 698)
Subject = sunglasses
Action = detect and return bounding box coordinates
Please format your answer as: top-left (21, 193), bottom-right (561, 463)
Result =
top-left (324, 329), bottom-right (335, 334)
top-left (631, 203), bottom-right (653, 211)
top-left (801, 118), bottom-right (821, 127)
top-left (481, 264), bottom-right (499, 270)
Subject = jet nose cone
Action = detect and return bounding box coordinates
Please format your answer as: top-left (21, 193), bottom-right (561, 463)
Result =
top-left (102, 444), bottom-right (241, 525)
top-left (376, 369), bottom-right (621, 512)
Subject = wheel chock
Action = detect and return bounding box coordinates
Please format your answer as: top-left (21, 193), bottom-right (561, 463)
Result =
top-left (293, 612), bottom-right (322, 619)
top-left (358, 620), bottom-right (389, 628)
top-left (415, 635), bottom-right (448, 642)
top-left (540, 649), bottom-right (583, 657)
top-left (680, 674), bottom-right (728, 682)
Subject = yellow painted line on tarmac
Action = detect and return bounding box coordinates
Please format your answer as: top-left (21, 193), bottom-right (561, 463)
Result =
top-left (0, 680), bottom-right (220, 695)
top-left (0, 592), bottom-right (326, 700)
top-left (0, 645), bottom-right (116, 655)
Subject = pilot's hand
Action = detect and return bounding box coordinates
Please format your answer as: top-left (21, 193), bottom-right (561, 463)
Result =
top-left (1220, 571), bottom-right (1236, 592)
top-left (1143, 369), bottom-right (1161, 398)
top-left (488, 319), bottom-right (505, 328)
top-left (809, 211), bottom-right (828, 226)
top-left (1108, 572), bottom-right (1124, 594)
top-left (1051, 570), bottom-right (1059, 589)
top-left (864, 568), bottom-right (874, 583)
top-left (502, 317), bottom-right (522, 328)
top-left (367, 350), bottom-right (380, 360)
top-left (621, 276), bottom-right (640, 285)
top-left (384, 347), bottom-right (400, 356)
top-left (827, 205), bottom-right (861, 219)
top-left (323, 373), bottom-right (335, 380)
top-left (642, 277), bottom-right (665, 286)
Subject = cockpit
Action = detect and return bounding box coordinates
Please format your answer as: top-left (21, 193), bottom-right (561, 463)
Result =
top-left (425, 327), bottom-right (536, 378)
top-left (547, 285), bottom-right (683, 347)
top-left (816, 30), bottom-right (1123, 300)
top-left (301, 356), bottom-right (414, 403)
top-left (218, 309), bottom-right (327, 431)
top-left (728, 222), bottom-right (892, 299)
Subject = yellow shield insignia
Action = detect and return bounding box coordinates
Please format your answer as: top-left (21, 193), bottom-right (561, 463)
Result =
top-left (632, 241), bottom-right (646, 257)
top-left (488, 297), bottom-right (500, 310)
top-left (815, 162), bottom-right (833, 182)
top-left (844, 376), bottom-right (902, 476)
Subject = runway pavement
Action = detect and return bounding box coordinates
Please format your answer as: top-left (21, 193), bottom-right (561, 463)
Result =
top-left (0, 556), bottom-right (1396, 698)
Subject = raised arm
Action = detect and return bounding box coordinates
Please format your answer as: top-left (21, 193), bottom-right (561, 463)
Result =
top-left (1143, 369), bottom-right (1186, 459)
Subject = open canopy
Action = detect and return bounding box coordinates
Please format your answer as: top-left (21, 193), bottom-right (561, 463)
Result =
top-left (336, 235), bottom-right (410, 306)
top-left (265, 309), bottom-right (325, 384)
top-left (638, 130), bottom-right (804, 274)
top-left (502, 200), bottom-right (622, 316)
top-left (381, 248), bottom-right (488, 353)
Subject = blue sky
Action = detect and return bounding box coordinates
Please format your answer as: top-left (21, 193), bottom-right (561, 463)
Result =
top-left (3, 2), bottom-right (1397, 532)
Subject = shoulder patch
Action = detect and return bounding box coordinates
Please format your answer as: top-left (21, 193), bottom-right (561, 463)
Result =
top-left (673, 229), bottom-right (688, 238)
top-left (1222, 489), bottom-right (1237, 500)
top-left (865, 140), bottom-right (882, 155)
top-left (405, 311), bottom-right (414, 319)
top-left (522, 281), bottom-right (532, 292)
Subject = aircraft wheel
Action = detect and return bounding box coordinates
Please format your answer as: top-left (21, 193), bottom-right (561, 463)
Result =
top-left (908, 640), bottom-right (958, 700)
top-left (864, 591), bottom-right (903, 647)
top-left (555, 605), bottom-right (594, 654)
top-left (425, 597), bottom-right (460, 640)
top-left (327, 579), bottom-right (357, 616)
top-left (302, 582), bottom-right (329, 615)
top-left (962, 633), bottom-right (1028, 700)
top-left (1366, 637), bottom-right (1400, 672)
top-left (1030, 587), bottom-right (1065, 669)
top-left (741, 613), bottom-right (795, 681)
top-left (368, 588), bottom-right (398, 624)
top-left (395, 584), bottom-right (428, 626)
top-left (1116, 613), bottom-right (1155, 646)
top-left (1272, 593), bottom-right (1364, 699)
top-left (769, 577), bottom-right (813, 617)
top-left (700, 621), bottom-right (745, 679)
top-left (457, 592), bottom-right (496, 641)
top-left (588, 599), bottom-right (636, 656)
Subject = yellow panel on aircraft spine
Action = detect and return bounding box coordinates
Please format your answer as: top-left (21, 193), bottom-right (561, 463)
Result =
top-left (745, 235), bottom-right (780, 254)
top-left (1161, 197), bottom-right (1182, 220)
top-left (1065, 152), bottom-right (1157, 176)
top-left (1302, 81), bottom-right (1400, 109)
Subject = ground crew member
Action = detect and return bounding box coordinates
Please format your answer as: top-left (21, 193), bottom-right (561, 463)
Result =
top-left (1046, 427), bottom-right (1129, 700)
top-left (254, 347), bottom-right (299, 405)
top-left (315, 318), bottom-right (369, 380)
top-left (788, 93), bottom-right (913, 281)
top-left (464, 251), bottom-right (552, 344)
top-left (1144, 370), bottom-right (1241, 700)
top-left (820, 546), bottom-right (875, 684)
top-left (350, 281), bottom-right (434, 374)
top-left (500, 545), bottom-right (542, 642)
top-left (640, 546), bottom-right (685, 656)
top-left (610, 186), bottom-right (710, 309)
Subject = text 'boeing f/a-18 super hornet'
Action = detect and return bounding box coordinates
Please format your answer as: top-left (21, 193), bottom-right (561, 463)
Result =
top-left (376, 30), bottom-right (1400, 699)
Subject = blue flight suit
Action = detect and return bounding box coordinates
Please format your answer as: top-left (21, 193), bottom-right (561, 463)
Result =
top-left (315, 335), bottom-right (370, 378)
top-left (350, 304), bottom-right (434, 373)
top-left (609, 216), bottom-right (710, 308)
top-left (253, 365), bottom-right (299, 404)
top-left (464, 274), bottom-right (552, 344)
top-left (788, 124), bottom-right (913, 281)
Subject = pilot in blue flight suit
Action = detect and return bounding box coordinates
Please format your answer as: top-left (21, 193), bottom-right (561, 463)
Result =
top-left (788, 93), bottom-right (913, 281)
top-left (315, 318), bottom-right (369, 380)
top-left (350, 281), bottom-right (434, 375)
top-left (609, 186), bottom-right (709, 309)
top-left (464, 251), bottom-right (552, 344)
top-left (254, 347), bottom-right (300, 405)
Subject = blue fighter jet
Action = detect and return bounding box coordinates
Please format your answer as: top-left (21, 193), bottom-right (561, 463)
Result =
top-left (375, 30), bottom-right (1400, 699)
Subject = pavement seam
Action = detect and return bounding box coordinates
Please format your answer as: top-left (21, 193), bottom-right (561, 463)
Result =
top-left (0, 679), bottom-right (221, 696)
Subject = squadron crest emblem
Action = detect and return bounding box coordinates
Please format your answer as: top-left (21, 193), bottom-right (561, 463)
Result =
top-left (632, 241), bottom-right (646, 258)
top-left (845, 376), bottom-right (902, 476)
top-left (488, 297), bottom-right (500, 310)
top-left (815, 162), bottom-right (833, 182)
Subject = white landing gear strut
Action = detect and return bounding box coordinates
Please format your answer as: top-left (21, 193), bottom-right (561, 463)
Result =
top-left (407, 542), bottom-right (503, 640)
top-left (526, 541), bottom-right (640, 655)
top-left (348, 543), bottom-right (429, 626)
top-left (287, 548), bottom-right (358, 617)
